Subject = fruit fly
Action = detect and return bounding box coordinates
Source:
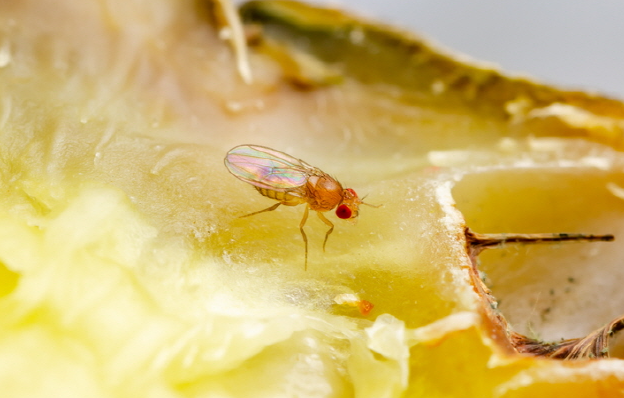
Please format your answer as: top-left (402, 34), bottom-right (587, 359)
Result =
top-left (224, 144), bottom-right (379, 269)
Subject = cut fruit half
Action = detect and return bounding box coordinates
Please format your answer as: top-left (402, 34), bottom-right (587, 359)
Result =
top-left (1, 0), bottom-right (624, 397)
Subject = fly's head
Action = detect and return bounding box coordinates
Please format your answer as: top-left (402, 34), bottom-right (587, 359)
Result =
top-left (336, 188), bottom-right (361, 221)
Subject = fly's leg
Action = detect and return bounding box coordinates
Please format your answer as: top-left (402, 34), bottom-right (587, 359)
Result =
top-left (240, 203), bottom-right (281, 218)
top-left (299, 206), bottom-right (310, 271)
top-left (317, 212), bottom-right (334, 252)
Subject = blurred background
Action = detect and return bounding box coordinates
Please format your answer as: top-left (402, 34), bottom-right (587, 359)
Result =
top-left (268, 0), bottom-right (624, 99)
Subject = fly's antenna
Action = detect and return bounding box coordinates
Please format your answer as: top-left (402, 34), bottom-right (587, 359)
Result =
top-left (360, 194), bottom-right (383, 208)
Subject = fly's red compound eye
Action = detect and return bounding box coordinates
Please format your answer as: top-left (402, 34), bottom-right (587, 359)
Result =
top-left (336, 204), bottom-right (352, 219)
top-left (345, 188), bottom-right (357, 198)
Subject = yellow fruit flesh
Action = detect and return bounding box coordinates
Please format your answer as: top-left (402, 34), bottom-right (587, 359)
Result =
top-left (1, 0), bottom-right (624, 397)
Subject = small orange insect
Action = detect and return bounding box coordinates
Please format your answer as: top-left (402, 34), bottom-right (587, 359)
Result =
top-left (333, 294), bottom-right (375, 316)
top-left (224, 144), bottom-right (379, 269)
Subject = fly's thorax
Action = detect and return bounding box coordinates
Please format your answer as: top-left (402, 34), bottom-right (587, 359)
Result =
top-left (305, 175), bottom-right (343, 211)
top-left (336, 188), bottom-right (361, 220)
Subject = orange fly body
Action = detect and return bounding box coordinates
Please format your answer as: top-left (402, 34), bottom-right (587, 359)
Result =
top-left (224, 145), bottom-right (378, 269)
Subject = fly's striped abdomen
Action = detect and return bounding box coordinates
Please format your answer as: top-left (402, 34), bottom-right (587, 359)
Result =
top-left (255, 187), bottom-right (305, 206)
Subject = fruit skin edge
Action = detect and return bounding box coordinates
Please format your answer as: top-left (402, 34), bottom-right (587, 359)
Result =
top-left (242, 0), bottom-right (624, 150)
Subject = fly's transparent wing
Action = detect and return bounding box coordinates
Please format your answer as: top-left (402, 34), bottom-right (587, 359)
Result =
top-left (224, 145), bottom-right (317, 191)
